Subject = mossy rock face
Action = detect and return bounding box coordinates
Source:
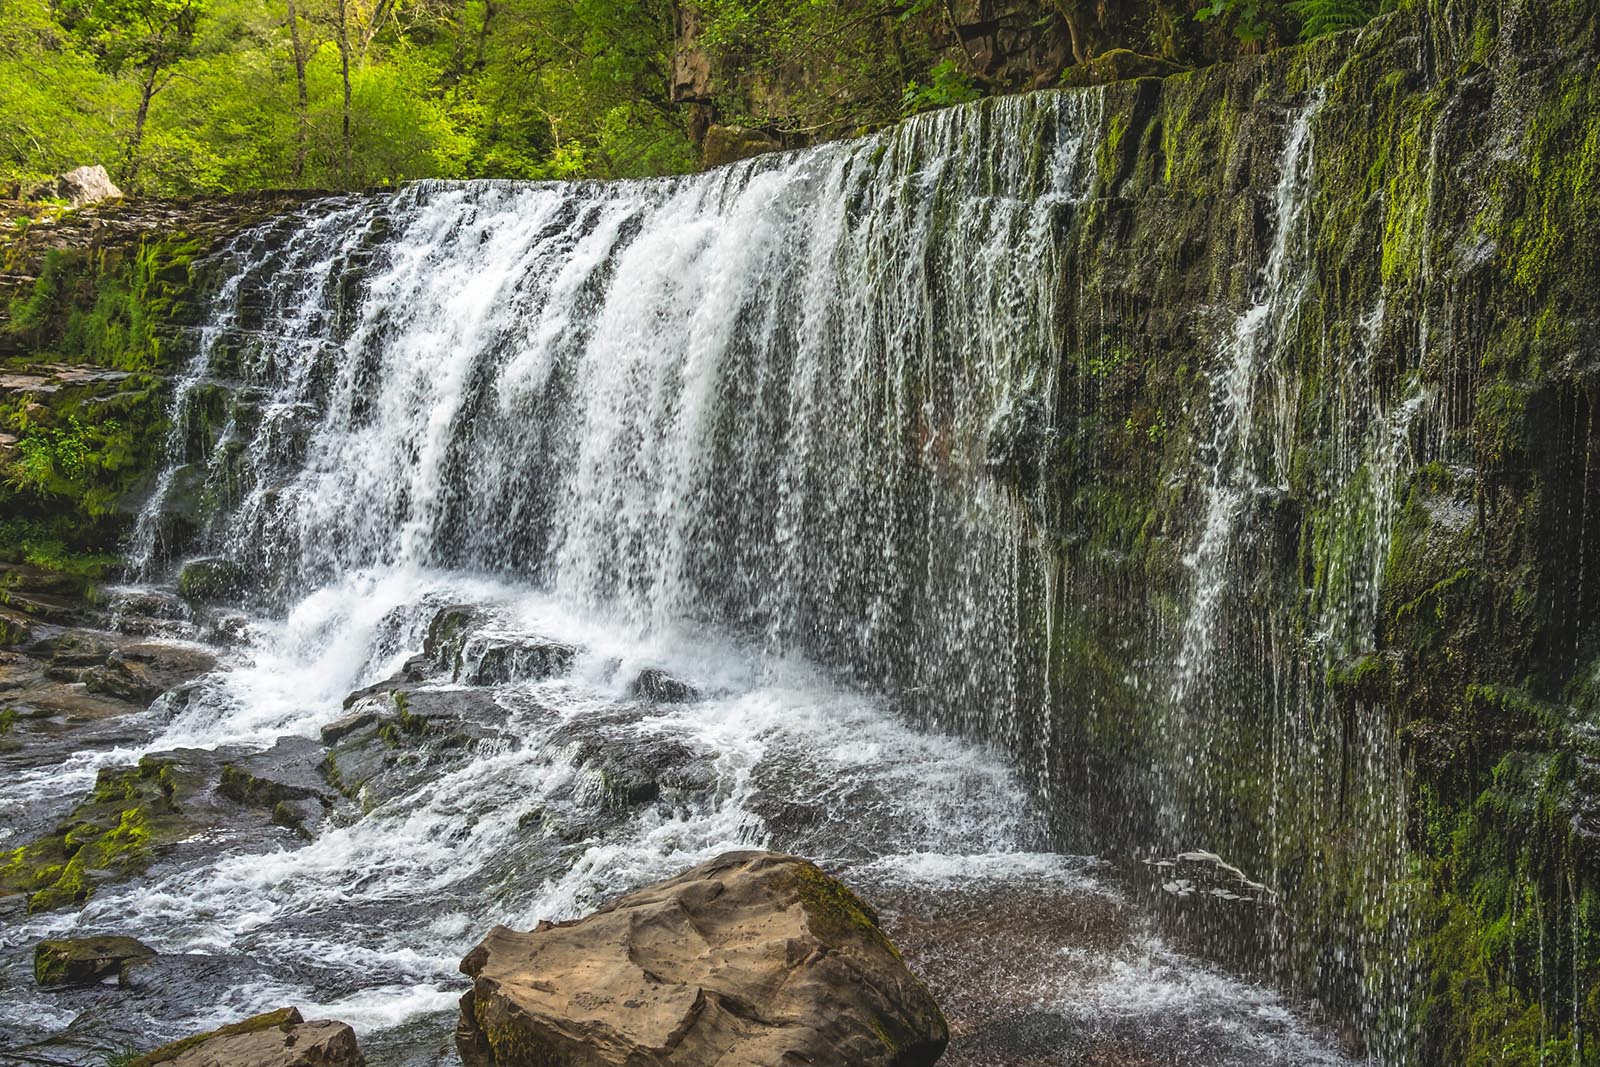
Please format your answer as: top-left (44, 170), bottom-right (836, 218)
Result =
top-left (1, 757), bottom-right (191, 912)
top-left (33, 934), bottom-right (155, 986)
top-left (1, 194), bottom-right (336, 575)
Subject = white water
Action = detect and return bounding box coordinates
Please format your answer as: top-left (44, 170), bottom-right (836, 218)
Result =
top-left (2, 570), bottom-right (1354, 1064)
top-left (1171, 93), bottom-right (1324, 701)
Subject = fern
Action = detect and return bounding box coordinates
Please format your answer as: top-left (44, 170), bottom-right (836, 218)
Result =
top-left (1288, 0), bottom-right (1379, 39)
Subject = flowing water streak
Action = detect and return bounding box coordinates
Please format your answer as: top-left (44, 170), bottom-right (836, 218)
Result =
top-left (1171, 94), bottom-right (1325, 703)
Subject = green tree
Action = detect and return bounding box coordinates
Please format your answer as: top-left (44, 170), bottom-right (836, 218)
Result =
top-left (62, 0), bottom-right (208, 187)
top-left (0, 0), bottom-right (126, 187)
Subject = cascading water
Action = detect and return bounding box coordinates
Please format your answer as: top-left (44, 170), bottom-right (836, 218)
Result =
top-left (130, 97), bottom-right (1105, 750)
top-left (5, 81), bottom-right (1446, 1067)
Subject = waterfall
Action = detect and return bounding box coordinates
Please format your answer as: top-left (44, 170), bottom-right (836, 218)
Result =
top-left (132, 94), bottom-right (1107, 750)
top-left (1170, 92), bottom-right (1323, 703)
top-left (109, 80), bottom-right (1443, 1065)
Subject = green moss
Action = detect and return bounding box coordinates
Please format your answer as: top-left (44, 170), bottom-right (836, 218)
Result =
top-left (376, 689), bottom-right (428, 747)
top-left (793, 860), bottom-right (901, 961)
top-left (1, 759), bottom-right (187, 912)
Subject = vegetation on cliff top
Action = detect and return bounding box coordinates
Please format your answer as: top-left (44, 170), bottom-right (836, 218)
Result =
top-left (0, 0), bottom-right (1390, 195)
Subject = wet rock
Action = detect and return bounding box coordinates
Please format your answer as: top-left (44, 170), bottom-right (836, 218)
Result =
top-left (322, 706), bottom-right (382, 743)
top-left (1141, 850), bottom-right (1280, 970)
top-left (0, 603), bottom-right (41, 646)
top-left (128, 1006), bottom-right (364, 1067)
top-left (463, 634), bottom-right (577, 686)
top-left (456, 850), bottom-right (947, 1067)
top-left (220, 736), bottom-right (343, 837)
top-left (117, 951), bottom-right (278, 996)
top-left (625, 666), bottom-right (698, 703)
top-left (34, 934), bottom-right (156, 987)
top-left (108, 588), bottom-right (191, 622)
top-left (1, 754), bottom-right (223, 912)
top-left (323, 687), bottom-right (512, 806)
top-left (423, 604), bottom-right (485, 678)
top-left (0, 646), bottom-right (49, 691)
top-left (702, 124), bottom-right (782, 168)
top-left (109, 588), bottom-right (196, 639)
top-left (340, 654), bottom-right (431, 709)
top-left (13, 678), bottom-right (149, 722)
top-left (0, 585), bottom-right (96, 627)
top-left (177, 557), bottom-right (249, 602)
top-left (547, 709), bottom-right (716, 815)
top-left (25, 165), bottom-right (124, 208)
top-left (82, 641), bottom-right (217, 705)
top-left (0, 562), bottom-right (93, 599)
top-left (38, 628), bottom-right (126, 669)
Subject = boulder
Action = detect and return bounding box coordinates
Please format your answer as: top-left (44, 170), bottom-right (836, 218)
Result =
top-left (34, 934), bottom-right (156, 986)
top-left (25, 165), bottom-right (124, 207)
top-left (702, 125), bottom-right (782, 168)
top-left (456, 850), bottom-right (947, 1067)
top-left (177, 557), bottom-right (249, 602)
top-left (625, 667), bottom-right (698, 704)
top-left (127, 1006), bottom-right (363, 1067)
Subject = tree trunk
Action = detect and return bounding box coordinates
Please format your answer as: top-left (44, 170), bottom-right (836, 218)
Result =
top-left (337, 0), bottom-right (354, 183)
top-left (286, 0), bottom-right (310, 183)
top-left (123, 67), bottom-right (159, 189)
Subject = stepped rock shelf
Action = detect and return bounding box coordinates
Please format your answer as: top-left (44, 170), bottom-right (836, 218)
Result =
top-left (2, 0), bottom-right (1598, 1064)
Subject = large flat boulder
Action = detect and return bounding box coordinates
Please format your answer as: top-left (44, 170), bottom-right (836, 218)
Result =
top-left (129, 1006), bottom-right (362, 1067)
top-left (456, 850), bottom-right (947, 1067)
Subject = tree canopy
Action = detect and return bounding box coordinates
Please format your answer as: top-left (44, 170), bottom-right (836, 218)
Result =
top-left (0, 0), bottom-right (1390, 196)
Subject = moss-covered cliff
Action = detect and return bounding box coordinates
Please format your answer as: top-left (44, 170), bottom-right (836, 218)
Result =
top-left (973, 0), bottom-right (1600, 1061)
top-left (0, 195), bottom-right (325, 576)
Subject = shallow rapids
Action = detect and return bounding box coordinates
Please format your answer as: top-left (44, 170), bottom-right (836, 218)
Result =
top-left (2, 568), bottom-right (1353, 1066)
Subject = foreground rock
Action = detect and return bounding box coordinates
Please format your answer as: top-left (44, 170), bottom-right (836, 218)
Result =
top-left (34, 934), bottom-right (156, 986)
top-left (456, 850), bottom-right (947, 1067)
top-left (129, 1006), bottom-right (363, 1067)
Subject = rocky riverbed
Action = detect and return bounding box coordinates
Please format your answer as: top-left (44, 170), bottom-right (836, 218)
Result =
top-left (0, 564), bottom-right (1356, 1066)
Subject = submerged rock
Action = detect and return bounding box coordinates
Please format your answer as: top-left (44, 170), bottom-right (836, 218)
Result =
top-left (456, 850), bottom-right (947, 1067)
top-left (34, 934), bottom-right (156, 986)
top-left (127, 1006), bottom-right (363, 1067)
